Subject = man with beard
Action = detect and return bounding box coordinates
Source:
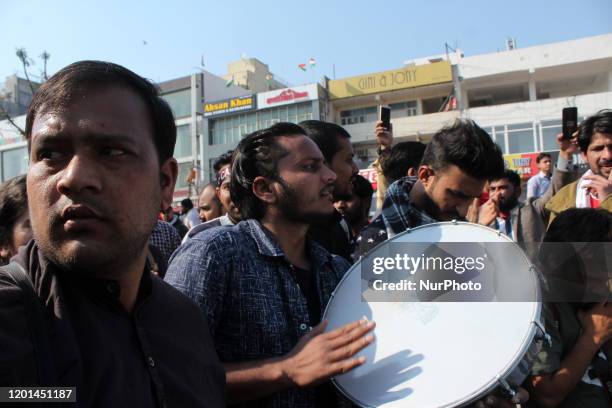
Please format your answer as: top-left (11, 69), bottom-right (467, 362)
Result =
top-left (354, 120), bottom-right (506, 259)
top-left (0, 61), bottom-right (224, 407)
top-left (182, 154), bottom-right (241, 242)
top-left (300, 120), bottom-right (359, 262)
top-left (197, 183), bottom-right (224, 223)
top-left (545, 109), bottom-right (612, 223)
top-left (480, 170), bottom-right (547, 261)
top-left (165, 122), bottom-right (375, 408)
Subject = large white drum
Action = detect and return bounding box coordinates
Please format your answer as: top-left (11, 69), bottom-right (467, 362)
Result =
top-left (323, 222), bottom-right (545, 408)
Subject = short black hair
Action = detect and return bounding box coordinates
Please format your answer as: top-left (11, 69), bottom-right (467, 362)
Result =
top-left (352, 174), bottom-right (374, 200)
top-left (213, 150), bottom-right (234, 173)
top-left (0, 175), bottom-right (28, 250)
top-left (380, 141), bottom-right (426, 184)
top-left (421, 119), bottom-right (504, 180)
top-left (25, 60), bottom-right (176, 165)
top-left (536, 153), bottom-right (551, 163)
top-left (300, 120), bottom-right (351, 163)
top-left (490, 169), bottom-right (521, 188)
top-left (545, 208), bottom-right (612, 243)
top-left (578, 109), bottom-right (612, 153)
top-left (231, 122), bottom-right (306, 220)
top-left (180, 198), bottom-right (193, 210)
top-left (539, 208), bottom-right (612, 303)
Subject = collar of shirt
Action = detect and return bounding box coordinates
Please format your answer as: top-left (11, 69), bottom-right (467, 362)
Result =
top-left (242, 219), bottom-right (333, 267)
top-left (381, 176), bottom-right (439, 236)
top-left (15, 240), bottom-right (154, 314)
top-left (538, 171), bottom-right (551, 179)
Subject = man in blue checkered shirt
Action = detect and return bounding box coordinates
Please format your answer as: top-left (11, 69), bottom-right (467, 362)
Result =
top-left (166, 123), bottom-right (375, 408)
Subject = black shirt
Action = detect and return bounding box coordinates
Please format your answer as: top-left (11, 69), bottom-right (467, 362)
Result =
top-left (308, 210), bottom-right (353, 264)
top-left (0, 241), bottom-right (225, 407)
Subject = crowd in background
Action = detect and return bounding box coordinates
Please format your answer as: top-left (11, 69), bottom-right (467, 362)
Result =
top-left (0, 60), bottom-right (610, 408)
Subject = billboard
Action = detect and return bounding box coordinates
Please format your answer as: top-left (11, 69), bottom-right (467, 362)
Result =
top-left (257, 84), bottom-right (319, 109)
top-left (328, 61), bottom-right (452, 100)
top-left (204, 95), bottom-right (255, 118)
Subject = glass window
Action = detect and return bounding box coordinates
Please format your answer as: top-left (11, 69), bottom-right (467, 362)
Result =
top-left (279, 106), bottom-right (288, 122)
top-left (176, 161), bottom-right (193, 190)
top-left (174, 125), bottom-right (192, 158)
top-left (507, 122), bottom-right (532, 131)
top-left (339, 106), bottom-right (377, 125)
top-left (389, 101), bottom-right (417, 118)
top-left (161, 89), bottom-right (191, 118)
top-left (541, 120), bottom-right (561, 151)
top-left (508, 127), bottom-right (535, 154)
top-left (297, 102), bottom-right (313, 123)
top-left (491, 127), bottom-right (506, 154)
top-left (2, 147), bottom-right (28, 181)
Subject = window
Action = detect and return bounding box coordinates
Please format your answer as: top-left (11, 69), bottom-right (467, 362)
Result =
top-left (340, 107), bottom-right (377, 125)
top-left (176, 161), bottom-right (193, 190)
top-left (174, 125), bottom-right (192, 158)
top-left (2, 147), bottom-right (28, 181)
top-left (208, 102), bottom-right (314, 145)
top-left (541, 119), bottom-right (561, 151)
top-left (507, 123), bottom-right (535, 154)
top-left (162, 89), bottom-right (191, 118)
top-left (389, 101), bottom-right (417, 118)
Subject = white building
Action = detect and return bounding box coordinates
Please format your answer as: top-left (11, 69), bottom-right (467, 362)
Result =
top-left (458, 33), bottom-right (612, 156)
top-left (329, 33), bottom-right (612, 170)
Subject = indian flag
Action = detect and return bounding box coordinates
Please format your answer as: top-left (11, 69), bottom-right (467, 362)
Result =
top-left (308, 57), bottom-right (316, 68)
top-left (298, 63), bottom-right (306, 72)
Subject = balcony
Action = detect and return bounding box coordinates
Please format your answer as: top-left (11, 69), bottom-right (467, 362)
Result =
top-left (344, 110), bottom-right (461, 144)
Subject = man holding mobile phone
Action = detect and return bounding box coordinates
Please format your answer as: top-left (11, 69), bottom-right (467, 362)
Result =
top-left (545, 110), bottom-right (612, 224)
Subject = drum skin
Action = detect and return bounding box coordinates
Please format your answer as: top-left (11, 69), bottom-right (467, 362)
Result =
top-left (323, 222), bottom-right (542, 408)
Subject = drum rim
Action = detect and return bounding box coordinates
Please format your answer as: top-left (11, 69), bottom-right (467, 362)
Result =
top-left (324, 221), bottom-right (542, 408)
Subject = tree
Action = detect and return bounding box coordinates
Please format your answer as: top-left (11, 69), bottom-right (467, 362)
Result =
top-left (0, 48), bottom-right (50, 137)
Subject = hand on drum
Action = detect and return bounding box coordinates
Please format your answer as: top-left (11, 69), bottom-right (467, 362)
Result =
top-left (473, 386), bottom-right (529, 408)
top-left (281, 319), bottom-right (375, 388)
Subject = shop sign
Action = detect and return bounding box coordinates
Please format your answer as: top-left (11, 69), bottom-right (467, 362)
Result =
top-left (328, 61), bottom-right (452, 100)
top-left (204, 95), bottom-right (255, 117)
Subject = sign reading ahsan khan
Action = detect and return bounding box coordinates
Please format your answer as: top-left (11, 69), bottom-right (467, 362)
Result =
top-left (204, 95), bottom-right (255, 117)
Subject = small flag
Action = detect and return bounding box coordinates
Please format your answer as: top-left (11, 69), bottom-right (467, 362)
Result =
top-left (443, 95), bottom-right (457, 112)
top-left (225, 77), bottom-right (234, 87)
top-left (298, 63), bottom-right (307, 72)
top-left (308, 57), bottom-right (316, 68)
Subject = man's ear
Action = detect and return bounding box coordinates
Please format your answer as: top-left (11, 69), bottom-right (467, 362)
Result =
top-left (159, 158), bottom-right (178, 211)
top-left (252, 176), bottom-right (277, 205)
top-left (407, 167), bottom-right (416, 177)
top-left (417, 165), bottom-right (435, 188)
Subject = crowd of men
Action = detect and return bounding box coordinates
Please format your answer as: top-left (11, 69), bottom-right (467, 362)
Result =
top-left (0, 60), bottom-right (610, 408)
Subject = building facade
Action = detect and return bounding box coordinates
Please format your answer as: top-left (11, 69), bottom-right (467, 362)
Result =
top-left (0, 75), bottom-right (40, 117)
top-left (223, 57), bottom-right (287, 93)
top-left (1, 34), bottom-right (610, 196)
top-left (157, 71), bottom-right (250, 201)
top-left (202, 83), bottom-right (327, 183)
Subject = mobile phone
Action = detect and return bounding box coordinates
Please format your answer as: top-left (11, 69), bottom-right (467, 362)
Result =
top-left (562, 107), bottom-right (578, 140)
top-left (378, 105), bottom-right (391, 129)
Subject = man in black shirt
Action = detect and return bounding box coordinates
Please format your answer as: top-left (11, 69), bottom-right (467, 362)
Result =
top-left (301, 120), bottom-right (359, 262)
top-left (0, 61), bottom-right (224, 407)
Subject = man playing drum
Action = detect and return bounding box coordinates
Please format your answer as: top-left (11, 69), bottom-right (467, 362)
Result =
top-left (353, 119), bottom-right (505, 259)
